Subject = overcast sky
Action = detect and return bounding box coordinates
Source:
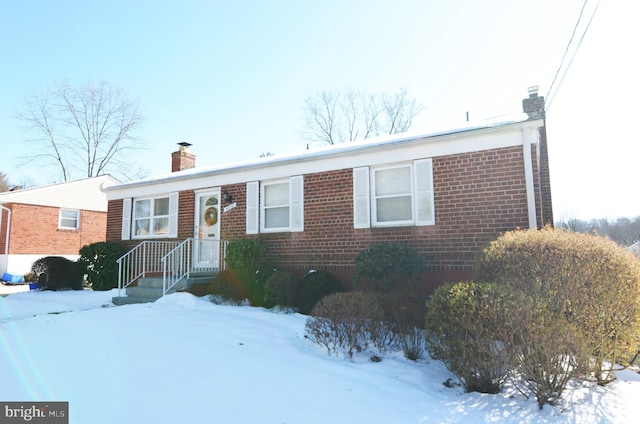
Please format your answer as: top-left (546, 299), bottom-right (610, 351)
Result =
top-left (0, 0), bottom-right (637, 221)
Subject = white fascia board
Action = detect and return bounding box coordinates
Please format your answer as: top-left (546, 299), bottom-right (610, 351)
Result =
top-left (106, 120), bottom-right (543, 200)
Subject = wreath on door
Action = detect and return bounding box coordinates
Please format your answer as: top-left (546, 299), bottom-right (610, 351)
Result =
top-left (204, 207), bottom-right (218, 226)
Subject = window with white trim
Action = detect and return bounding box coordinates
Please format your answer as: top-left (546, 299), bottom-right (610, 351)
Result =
top-left (132, 196), bottom-right (169, 238)
top-left (246, 175), bottom-right (304, 234)
top-left (353, 159), bottom-right (434, 228)
top-left (59, 209), bottom-right (79, 230)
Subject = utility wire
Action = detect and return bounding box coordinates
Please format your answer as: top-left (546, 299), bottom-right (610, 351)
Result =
top-left (546, 0), bottom-right (601, 112)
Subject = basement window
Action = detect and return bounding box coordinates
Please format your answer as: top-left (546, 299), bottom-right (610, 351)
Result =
top-left (59, 209), bottom-right (80, 230)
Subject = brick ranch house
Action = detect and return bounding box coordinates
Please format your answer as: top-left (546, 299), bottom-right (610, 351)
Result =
top-left (105, 87), bottom-right (552, 301)
top-left (0, 175), bottom-right (120, 280)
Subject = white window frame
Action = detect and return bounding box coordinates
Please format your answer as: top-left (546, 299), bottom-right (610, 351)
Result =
top-left (252, 175), bottom-right (304, 234)
top-left (371, 163), bottom-right (414, 227)
top-left (59, 208), bottom-right (80, 230)
top-left (354, 159), bottom-right (434, 229)
top-left (130, 193), bottom-right (179, 239)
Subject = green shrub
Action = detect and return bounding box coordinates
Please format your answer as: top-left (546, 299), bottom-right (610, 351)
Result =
top-left (78, 241), bottom-right (123, 291)
top-left (476, 226), bottom-right (640, 385)
top-left (353, 242), bottom-right (422, 293)
top-left (305, 291), bottom-right (391, 357)
top-left (424, 281), bottom-right (522, 394)
top-left (206, 269), bottom-right (247, 303)
top-left (264, 270), bottom-right (297, 308)
top-left (295, 270), bottom-right (343, 314)
top-left (225, 239), bottom-right (272, 306)
top-left (31, 256), bottom-right (83, 291)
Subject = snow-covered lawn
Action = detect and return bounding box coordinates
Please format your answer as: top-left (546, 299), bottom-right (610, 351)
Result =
top-left (1, 290), bottom-right (638, 423)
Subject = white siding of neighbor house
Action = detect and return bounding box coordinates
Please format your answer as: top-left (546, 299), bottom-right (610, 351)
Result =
top-left (0, 175), bottom-right (119, 212)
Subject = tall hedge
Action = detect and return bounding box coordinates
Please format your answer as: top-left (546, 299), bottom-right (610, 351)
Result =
top-left (475, 226), bottom-right (640, 385)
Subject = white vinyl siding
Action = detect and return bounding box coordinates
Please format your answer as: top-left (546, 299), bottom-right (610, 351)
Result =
top-left (353, 159), bottom-right (435, 228)
top-left (131, 194), bottom-right (178, 238)
top-left (59, 209), bottom-right (79, 230)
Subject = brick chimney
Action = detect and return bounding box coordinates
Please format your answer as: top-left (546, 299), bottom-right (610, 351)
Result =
top-left (522, 86), bottom-right (545, 120)
top-left (171, 142), bottom-right (195, 172)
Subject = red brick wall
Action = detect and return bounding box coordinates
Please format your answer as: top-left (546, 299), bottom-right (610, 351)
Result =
top-left (107, 143), bottom-right (539, 290)
top-left (4, 203), bottom-right (107, 255)
top-left (240, 146), bottom-right (531, 280)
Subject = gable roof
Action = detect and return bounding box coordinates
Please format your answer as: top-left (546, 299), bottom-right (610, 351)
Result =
top-left (0, 175), bottom-right (120, 212)
top-left (105, 113), bottom-right (541, 200)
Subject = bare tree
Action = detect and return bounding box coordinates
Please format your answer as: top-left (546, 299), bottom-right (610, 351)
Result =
top-left (301, 87), bottom-right (423, 145)
top-left (0, 172), bottom-right (10, 192)
top-left (16, 81), bottom-right (144, 181)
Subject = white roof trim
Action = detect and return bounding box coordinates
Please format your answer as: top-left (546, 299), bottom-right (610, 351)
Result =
top-left (106, 114), bottom-right (541, 200)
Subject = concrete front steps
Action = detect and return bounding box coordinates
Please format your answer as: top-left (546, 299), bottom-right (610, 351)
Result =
top-left (112, 272), bottom-right (216, 305)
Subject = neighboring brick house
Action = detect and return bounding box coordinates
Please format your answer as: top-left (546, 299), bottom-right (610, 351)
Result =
top-left (0, 175), bottom-right (119, 277)
top-left (105, 88), bottom-right (552, 293)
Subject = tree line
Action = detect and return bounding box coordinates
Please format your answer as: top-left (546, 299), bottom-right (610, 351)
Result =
top-left (556, 215), bottom-right (640, 247)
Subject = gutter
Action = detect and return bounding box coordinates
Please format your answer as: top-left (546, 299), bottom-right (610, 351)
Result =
top-left (0, 205), bottom-right (11, 273)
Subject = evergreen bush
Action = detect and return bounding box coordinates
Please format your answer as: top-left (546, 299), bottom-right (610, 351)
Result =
top-left (206, 269), bottom-right (247, 303)
top-left (353, 242), bottom-right (422, 293)
top-left (78, 241), bottom-right (123, 291)
top-left (295, 270), bottom-right (343, 314)
top-left (225, 239), bottom-right (272, 306)
top-left (31, 256), bottom-right (83, 290)
top-left (264, 270), bottom-right (297, 308)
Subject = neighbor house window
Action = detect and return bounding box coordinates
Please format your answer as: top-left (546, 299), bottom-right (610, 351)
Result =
top-left (246, 176), bottom-right (304, 234)
top-left (59, 209), bottom-right (80, 230)
top-left (353, 159), bottom-right (434, 228)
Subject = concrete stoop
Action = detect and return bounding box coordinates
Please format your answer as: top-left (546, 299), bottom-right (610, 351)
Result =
top-left (112, 272), bottom-right (216, 305)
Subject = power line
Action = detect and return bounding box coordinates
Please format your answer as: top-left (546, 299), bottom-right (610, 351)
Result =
top-left (545, 0), bottom-right (601, 111)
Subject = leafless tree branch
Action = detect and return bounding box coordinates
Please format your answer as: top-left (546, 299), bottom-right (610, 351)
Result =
top-left (301, 87), bottom-right (423, 146)
top-left (15, 80), bottom-right (145, 181)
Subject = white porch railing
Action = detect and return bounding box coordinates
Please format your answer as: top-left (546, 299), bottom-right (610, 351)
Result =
top-left (162, 238), bottom-right (227, 295)
top-left (116, 238), bottom-right (227, 298)
top-left (116, 241), bottom-right (181, 297)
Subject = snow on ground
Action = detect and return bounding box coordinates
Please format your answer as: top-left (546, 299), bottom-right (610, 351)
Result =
top-left (0, 290), bottom-right (638, 423)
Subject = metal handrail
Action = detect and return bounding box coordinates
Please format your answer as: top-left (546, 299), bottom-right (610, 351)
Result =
top-left (162, 238), bottom-right (227, 295)
top-left (116, 240), bottom-right (180, 297)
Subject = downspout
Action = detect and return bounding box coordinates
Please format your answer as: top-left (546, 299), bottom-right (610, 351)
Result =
top-left (0, 205), bottom-right (11, 273)
top-left (522, 127), bottom-right (538, 229)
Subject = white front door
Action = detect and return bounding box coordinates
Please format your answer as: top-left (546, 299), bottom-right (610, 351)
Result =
top-left (194, 190), bottom-right (221, 269)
